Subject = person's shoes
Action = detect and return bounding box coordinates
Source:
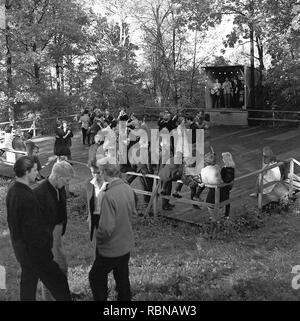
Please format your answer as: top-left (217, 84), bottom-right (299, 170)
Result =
top-left (168, 203), bottom-right (175, 208)
top-left (172, 192), bottom-right (182, 198)
top-left (249, 193), bottom-right (258, 198)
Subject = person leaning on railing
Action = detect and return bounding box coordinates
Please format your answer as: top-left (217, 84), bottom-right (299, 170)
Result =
top-left (250, 146), bottom-right (289, 201)
top-left (250, 146), bottom-right (281, 197)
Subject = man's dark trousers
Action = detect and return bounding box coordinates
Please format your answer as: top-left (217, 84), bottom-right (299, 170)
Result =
top-left (89, 251), bottom-right (131, 301)
top-left (20, 257), bottom-right (71, 301)
top-left (161, 180), bottom-right (172, 208)
top-left (81, 128), bottom-right (88, 144)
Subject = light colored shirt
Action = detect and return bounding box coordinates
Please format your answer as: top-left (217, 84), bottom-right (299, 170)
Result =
top-left (211, 82), bottom-right (221, 95)
top-left (201, 165), bottom-right (222, 185)
top-left (263, 162), bottom-right (281, 194)
top-left (222, 81), bottom-right (232, 94)
top-left (90, 179), bottom-right (108, 215)
top-left (79, 114), bottom-right (90, 130)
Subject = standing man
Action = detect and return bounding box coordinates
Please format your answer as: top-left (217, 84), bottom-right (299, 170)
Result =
top-left (6, 156), bottom-right (71, 301)
top-left (86, 159), bottom-right (108, 242)
top-left (222, 77), bottom-right (232, 108)
top-left (211, 79), bottom-right (221, 108)
top-left (232, 77), bottom-right (240, 107)
top-left (89, 157), bottom-right (136, 301)
top-left (104, 109), bottom-right (114, 125)
top-left (79, 109), bottom-right (91, 145)
top-left (33, 161), bottom-right (75, 300)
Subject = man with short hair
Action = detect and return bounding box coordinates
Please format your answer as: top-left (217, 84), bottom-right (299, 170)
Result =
top-left (79, 110), bottom-right (91, 145)
top-left (104, 109), bottom-right (114, 125)
top-left (33, 161), bottom-right (74, 300)
top-left (6, 156), bottom-right (71, 301)
top-left (86, 159), bottom-right (108, 242)
top-left (89, 157), bottom-right (136, 301)
top-left (222, 77), bottom-right (232, 108)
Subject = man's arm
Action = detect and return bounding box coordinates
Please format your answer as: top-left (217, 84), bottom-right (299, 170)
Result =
top-left (96, 195), bottom-right (116, 244)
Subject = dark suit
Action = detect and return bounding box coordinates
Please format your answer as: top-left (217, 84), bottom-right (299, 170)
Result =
top-left (33, 180), bottom-right (68, 237)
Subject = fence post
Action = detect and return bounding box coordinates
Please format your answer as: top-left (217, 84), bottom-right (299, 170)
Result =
top-left (152, 178), bottom-right (158, 216)
top-left (214, 186), bottom-right (220, 220)
top-left (32, 120), bottom-right (36, 137)
top-left (289, 159), bottom-right (294, 198)
top-left (258, 172), bottom-right (263, 213)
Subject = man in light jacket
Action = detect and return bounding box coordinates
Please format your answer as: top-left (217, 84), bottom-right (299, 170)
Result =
top-left (89, 157), bottom-right (136, 301)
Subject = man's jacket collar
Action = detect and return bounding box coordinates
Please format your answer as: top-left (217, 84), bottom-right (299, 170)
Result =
top-left (105, 178), bottom-right (124, 191)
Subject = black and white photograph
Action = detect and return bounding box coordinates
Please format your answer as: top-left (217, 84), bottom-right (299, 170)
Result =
top-left (0, 0), bottom-right (300, 307)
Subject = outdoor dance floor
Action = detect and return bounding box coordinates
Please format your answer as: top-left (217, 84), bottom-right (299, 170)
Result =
top-left (1, 124), bottom-right (300, 224)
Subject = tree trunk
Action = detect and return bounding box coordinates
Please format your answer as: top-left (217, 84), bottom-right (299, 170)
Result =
top-left (250, 21), bottom-right (255, 109)
top-left (34, 63), bottom-right (40, 85)
top-left (32, 43), bottom-right (40, 85)
top-left (56, 62), bottom-right (61, 91)
top-left (190, 30), bottom-right (197, 101)
top-left (172, 22), bottom-right (178, 108)
top-left (5, 1), bottom-right (14, 122)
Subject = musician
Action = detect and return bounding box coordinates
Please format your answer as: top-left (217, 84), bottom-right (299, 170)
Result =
top-left (232, 77), bottom-right (240, 108)
top-left (222, 77), bottom-right (232, 108)
top-left (211, 79), bottom-right (221, 108)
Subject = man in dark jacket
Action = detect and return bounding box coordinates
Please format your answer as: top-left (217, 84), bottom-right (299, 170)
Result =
top-left (6, 156), bottom-right (71, 301)
top-left (33, 160), bottom-right (74, 300)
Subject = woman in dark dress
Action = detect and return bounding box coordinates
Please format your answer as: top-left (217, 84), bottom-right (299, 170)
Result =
top-left (61, 120), bottom-right (73, 160)
top-left (54, 120), bottom-right (73, 160)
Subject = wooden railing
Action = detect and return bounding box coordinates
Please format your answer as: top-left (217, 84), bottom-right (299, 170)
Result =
top-left (2, 150), bottom-right (299, 218)
top-left (0, 114), bottom-right (79, 137)
top-left (126, 157), bottom-right (300, 217)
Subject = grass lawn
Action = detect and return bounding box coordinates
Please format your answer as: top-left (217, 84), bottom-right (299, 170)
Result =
top-left (1, 177), bottom-right (300, 301)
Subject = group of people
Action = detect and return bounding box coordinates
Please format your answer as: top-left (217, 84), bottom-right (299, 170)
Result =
top-left (210, 77), bottom-right (242, 109)
top-left (6, 105), bottom-right (292, 302)
top-left (0, 124), bottom-right (43, 180)
top-left (81, 107), bottom-right (235, 220)
top-left (6, 155), bottom-right (135, 301)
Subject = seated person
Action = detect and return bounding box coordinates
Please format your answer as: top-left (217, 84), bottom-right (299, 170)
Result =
top-left (250, 146), bottom-right (287, 200)
top-left (159, 152), bottom-right (183, 211)
top-left (0, 125), bottom-right (14, 157)
top-left (201, 151), bottom-right (235, 221)
top-left (220, 152), bottom-right (235, 218)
